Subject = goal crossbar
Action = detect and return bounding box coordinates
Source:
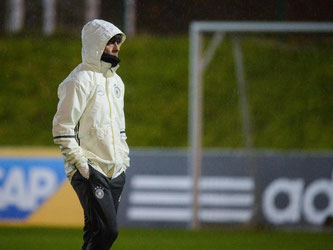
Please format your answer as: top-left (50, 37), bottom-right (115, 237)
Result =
top-left (191, 21), bottom-right (333, 33)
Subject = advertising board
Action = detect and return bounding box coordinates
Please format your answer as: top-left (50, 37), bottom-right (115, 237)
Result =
top-left (1, 150), bottom-right (332, 229)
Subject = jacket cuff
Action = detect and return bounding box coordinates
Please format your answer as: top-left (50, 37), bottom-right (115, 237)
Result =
top-left (76, 159), bottom-right (89, 171)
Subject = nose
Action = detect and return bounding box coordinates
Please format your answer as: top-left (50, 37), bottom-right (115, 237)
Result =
top-left (113, 43), bottom-right (120, 52)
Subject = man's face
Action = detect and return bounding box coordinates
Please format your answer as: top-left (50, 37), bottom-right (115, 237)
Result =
top-left (104, 34), bottom-right (122, 57)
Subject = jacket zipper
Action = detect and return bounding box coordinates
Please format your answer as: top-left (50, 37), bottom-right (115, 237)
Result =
top-left (106, 78), bottom-right (117, 173)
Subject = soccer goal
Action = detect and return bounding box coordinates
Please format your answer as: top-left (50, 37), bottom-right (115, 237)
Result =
top-left (188, 21), bottom-right (333, 229)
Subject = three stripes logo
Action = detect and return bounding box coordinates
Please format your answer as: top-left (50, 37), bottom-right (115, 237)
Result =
top-left (127, 175), bottom-right (254, 223)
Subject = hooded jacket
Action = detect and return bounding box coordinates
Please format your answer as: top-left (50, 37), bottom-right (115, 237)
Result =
top-left (52, 19), bottom-right (129, 180)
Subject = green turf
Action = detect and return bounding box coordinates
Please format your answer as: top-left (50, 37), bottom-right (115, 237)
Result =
top-left (0, 226), bottom-right (332, 250)
top-left (0, 35), bottom-right (332, 149)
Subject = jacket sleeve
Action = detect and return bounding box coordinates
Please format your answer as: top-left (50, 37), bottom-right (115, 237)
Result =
top-left (52, 80), bottom-right (89, 173)
top-left (120, 128), bottom-right (130, 167)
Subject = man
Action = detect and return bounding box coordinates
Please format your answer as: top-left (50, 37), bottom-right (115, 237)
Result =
top-left (52, 19), bottom-right (130, 250)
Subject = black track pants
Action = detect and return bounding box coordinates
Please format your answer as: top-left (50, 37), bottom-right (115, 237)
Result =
top-left (71, 166), bottom-right (126, 250)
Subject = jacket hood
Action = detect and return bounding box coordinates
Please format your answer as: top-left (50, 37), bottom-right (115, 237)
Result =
top-left (81, 19), bottom-right (126, 71)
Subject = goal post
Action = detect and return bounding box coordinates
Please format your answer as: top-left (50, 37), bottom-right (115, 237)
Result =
top-left (188, 21), bottom-right (333, 229)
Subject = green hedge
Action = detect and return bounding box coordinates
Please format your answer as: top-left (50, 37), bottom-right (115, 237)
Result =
top-left (0, 35), bottom-right (332, 149)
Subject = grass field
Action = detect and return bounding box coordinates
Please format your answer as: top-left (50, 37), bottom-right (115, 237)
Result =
top-left (0, 226), bottom-right (332, 250)
top-left (0, 35), bottom-right (332, 149)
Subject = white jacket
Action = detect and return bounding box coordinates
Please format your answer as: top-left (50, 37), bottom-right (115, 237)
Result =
top-left (52, 19), bottom-right (130, 180)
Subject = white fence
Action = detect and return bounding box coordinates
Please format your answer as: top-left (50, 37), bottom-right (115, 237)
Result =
top-left (5, 0), bottom-right (136, 36)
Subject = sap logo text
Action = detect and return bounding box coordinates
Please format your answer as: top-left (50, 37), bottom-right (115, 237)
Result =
top-left (0, 167), bottom-right (57, 211)
top-left (263, 173), bottom-right (333, 225)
